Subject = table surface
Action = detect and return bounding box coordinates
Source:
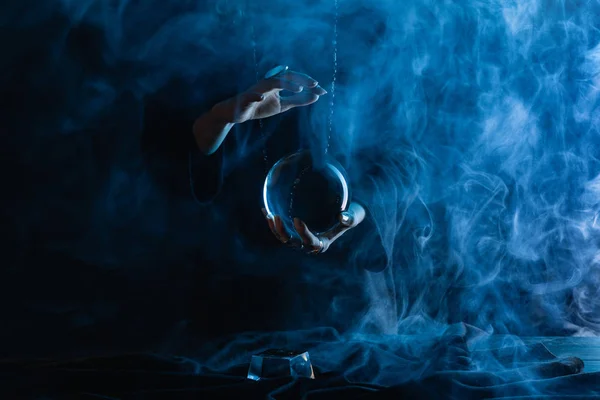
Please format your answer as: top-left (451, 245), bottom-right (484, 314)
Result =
top-left (517, 337), bottom-right (600, 373)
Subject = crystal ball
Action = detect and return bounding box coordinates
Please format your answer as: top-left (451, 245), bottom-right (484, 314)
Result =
top-left (263, 150), bottom-right (351, 235)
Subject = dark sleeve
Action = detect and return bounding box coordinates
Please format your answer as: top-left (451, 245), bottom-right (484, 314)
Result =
top-left (141, 99), bottom-right (223, 203)
top-left (188, 133), bottom-right (223, 204)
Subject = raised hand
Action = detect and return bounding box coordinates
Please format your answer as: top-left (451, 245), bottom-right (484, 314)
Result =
top-left (211, 68), bottom-right (328, 124)
top-left (193, 66), bottom-right (327, 155)
top-left (262, 202), bottom-right (366, 254)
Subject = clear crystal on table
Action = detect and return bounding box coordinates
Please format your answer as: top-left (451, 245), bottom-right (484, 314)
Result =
top-left (247, 349), bottom-right (315, 381)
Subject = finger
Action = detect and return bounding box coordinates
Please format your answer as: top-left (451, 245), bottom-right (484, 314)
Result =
top-left (265, 214), bottom-right (277, 236)
top-left (320, 210), bottom-right (361, 241)
top-left (293, 218), bottom-right (320, 247)
top-left (321, 220), bottom-right (352, 241)
top-left (320, 223), bottom-right (346, 241)
top-left (267, 218), bottom-right (277, 235)
top-left (280, 92), bottom-right (320, 112)
top-left (308, 85), bottom-right (328, 96)
top-left (259, 78), bottom-right (304, 94)
top-left (262, 208), bottom-right (279, 236)
top-left (279, 70), bottom-right (319, 88)
top-left (261, 208), bottom-right (273, 220)
top-left (274, 215), bottom-right (292, 243)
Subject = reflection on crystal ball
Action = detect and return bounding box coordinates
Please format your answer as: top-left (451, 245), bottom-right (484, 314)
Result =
top-left (263, 150), bottom-right (351, 235)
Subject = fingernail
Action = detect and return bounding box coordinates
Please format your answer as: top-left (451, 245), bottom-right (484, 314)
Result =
top-left (340, 212), bottom-right (353, 226)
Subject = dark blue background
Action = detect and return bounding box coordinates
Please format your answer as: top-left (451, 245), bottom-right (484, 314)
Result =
top-left (2, 0), bottom-right (600, 362)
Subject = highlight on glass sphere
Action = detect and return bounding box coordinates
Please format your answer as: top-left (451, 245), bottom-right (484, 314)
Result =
top-left (263, 150), bottom-right (351, 235)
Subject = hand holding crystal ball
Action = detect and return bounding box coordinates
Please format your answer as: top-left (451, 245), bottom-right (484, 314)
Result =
top-left (262, 150), bottom-right (365, 254)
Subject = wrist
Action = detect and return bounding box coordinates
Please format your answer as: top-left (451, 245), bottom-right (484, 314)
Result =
top-left (192, 110), bottom-right (236, 155)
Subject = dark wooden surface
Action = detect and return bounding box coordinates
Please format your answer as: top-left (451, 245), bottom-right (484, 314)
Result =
top-left (507, 337), bottom-right (600, 373)
top-left (535, 337), bottom-right (600, 373)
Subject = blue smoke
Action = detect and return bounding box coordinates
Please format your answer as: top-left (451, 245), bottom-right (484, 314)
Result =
top-left (3, 0), bottom-right (600, 376)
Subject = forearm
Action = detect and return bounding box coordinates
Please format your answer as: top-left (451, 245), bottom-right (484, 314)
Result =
top-left (192, 109), bottom-right (235, 155)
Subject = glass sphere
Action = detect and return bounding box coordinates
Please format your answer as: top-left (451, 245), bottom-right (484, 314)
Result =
top-left (263, 150), bottom-right (351, 235)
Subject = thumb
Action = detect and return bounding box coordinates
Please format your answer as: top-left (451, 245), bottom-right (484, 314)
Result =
top-left (320, 212), bottom-right (354, 242)
top-left (338, 211), bottom-right (356, 228)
